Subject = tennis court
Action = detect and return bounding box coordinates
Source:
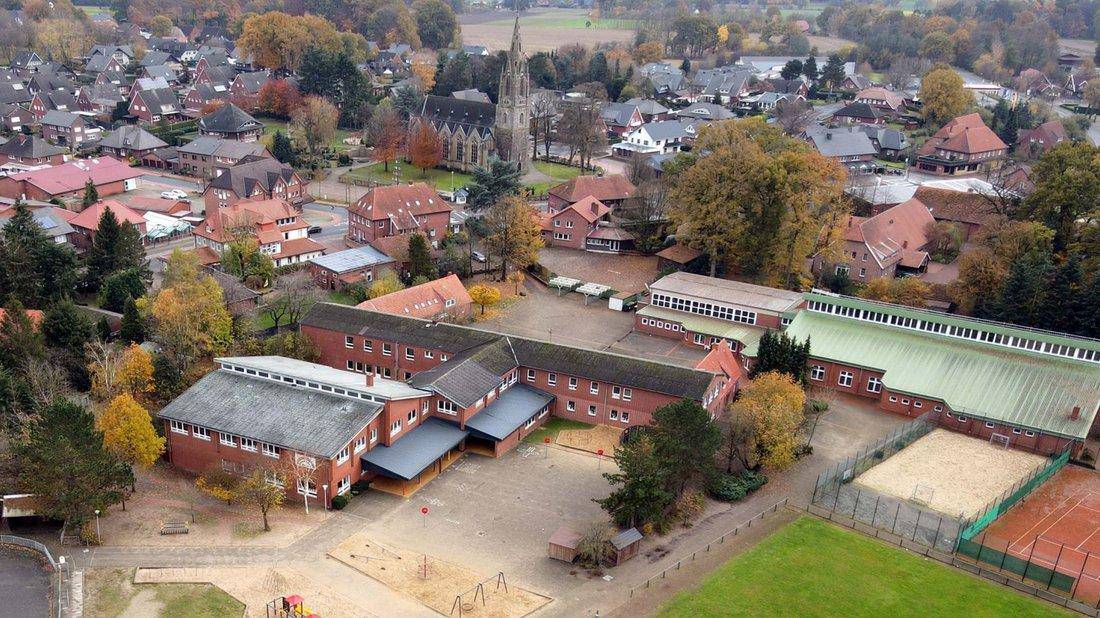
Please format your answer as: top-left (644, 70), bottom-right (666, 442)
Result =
top-left (979, 465), bottom-right (1100, 604)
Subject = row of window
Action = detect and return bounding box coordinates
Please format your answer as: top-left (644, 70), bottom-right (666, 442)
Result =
top-left (650, 293), bottom-right (758, 325)
top-left (807, 300), bottom-right (1099, 363)
top-left (221, 361), bottom-right (386, 403)
top-left (563, 400), bottom-right (631, 423)
top-left (640, 317), bottom-right (682, 332)
top-left (344, 336), bottom-right (451, 363)
top-left (525, 368), bottom-right (632, 400)
top-left (170, 420), bottom-right (280, 458)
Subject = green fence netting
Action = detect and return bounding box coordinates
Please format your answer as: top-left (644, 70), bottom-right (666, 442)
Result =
top-left (956, 537), bottom-right (1076, 593)
top-left (960, 448), bottom-right (1070, 541)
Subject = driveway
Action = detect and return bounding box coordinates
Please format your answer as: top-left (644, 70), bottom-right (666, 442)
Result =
top-left (0, 545), bottom-right (51, 618)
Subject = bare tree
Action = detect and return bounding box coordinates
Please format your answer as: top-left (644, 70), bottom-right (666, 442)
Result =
top-left (262, 272), bottom-right (323, 329)
top-left (24, 356), bottom-right (73, 411)
top-left (619, 178), bottom-right (670, 252)
top-left (530, 92), bottom-right (558, 160)
top-left (282, 453), bottom-right (319, 514)
top-left (885, 57), bottom-right (931, 90)
top-left (558, 97), bottom-right (606, 170)
top-left (86, 339), bottom-right (124, 401)
top-left (772, 98), bottom-right (816, 136)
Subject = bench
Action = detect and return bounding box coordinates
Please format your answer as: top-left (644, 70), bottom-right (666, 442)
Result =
top-left (159, 522), bottom-right (189, 535)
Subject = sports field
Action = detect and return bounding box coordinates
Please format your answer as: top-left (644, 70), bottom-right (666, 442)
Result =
top-left (659, 517), bottom-right (1066, 617)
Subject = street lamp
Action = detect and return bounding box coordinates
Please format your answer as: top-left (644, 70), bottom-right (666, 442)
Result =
top-left (94, 509), bottom-right (100, 541)
top-left (322, 484), bottom-right (329, 511)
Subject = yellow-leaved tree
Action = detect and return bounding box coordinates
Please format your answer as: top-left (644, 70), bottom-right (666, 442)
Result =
top-left (118, 344), bottom-right (155, 400)
top-left (467, 284), bottom-right (501, 316)
top-left (98, 393), bottom-right (165, 490)
top-left (729, 371), bottom-right (806, 470)
top-left (147, 250), bottom-right (232, 381)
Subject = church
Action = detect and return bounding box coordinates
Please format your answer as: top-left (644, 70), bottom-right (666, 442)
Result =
top-left (414, 18), bottom-right (530, 174)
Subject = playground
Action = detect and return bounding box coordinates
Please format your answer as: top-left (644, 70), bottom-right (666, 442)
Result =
top-left (329, 532), bottom-right (551, 616)
top-left (853, 429), bottom-right (1048, 519)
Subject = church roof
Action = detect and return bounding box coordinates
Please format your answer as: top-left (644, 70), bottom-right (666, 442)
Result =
top-left (420, 94), bottom-right (495, 138)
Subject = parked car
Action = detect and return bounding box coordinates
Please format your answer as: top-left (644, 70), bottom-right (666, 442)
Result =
top-left (471, 251), bottom-right (487, 263)
top-left (307, 225), bottom-right (322, 235)
top-left (160, 189), bottom-right (188, 200)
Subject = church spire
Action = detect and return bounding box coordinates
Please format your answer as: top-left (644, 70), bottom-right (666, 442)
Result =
top-left (510, 15), bottom-right (522, 57)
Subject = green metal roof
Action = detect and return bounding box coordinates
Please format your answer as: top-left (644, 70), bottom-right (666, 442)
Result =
top-left (637, 305), bottom-right (765, 350)
top-left (804, 292), bottom-right (1100, 353)
top-left (784, 310), bottom-right (1100, 439)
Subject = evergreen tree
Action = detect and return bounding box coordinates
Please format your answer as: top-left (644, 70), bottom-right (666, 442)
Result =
top-left (100, 269), bottom-right (146, 313)
top-left (780, 59), bottom-right (803, 80)
top-left (0, 202), bottom-right (78, 305)
top-left (802, 53), bottom-right (819, 81)
top-left (119, 297), bottom-right (145, 344)
top-left (587, 51), bottom-right (610, 85)
top-left (749, 330), bottom-right (810, 385)
top-left (995, 250), bottom-right (1052, 327)
top-left (42, 300), bottom-right (93, 352)
top-left (650, 399), bottom-right (721, 495)
top-left (96, 317), bottom-right (112, 341)
top-left (14, 398), bottom-right (133, 530)
top-left (272, 130), bottom-right (297, 166)
top-left (407, 233), bottom-right (436, 282)
top-left (82, 179), bottom-right (99, 208)
top-left (0, 300), bottom-right (44, 372)
top-left (434, 51), bottom-right (473, 96)
top-left (1078, 275), bottom-right (1100, 338)
top-left (466, 157), bottom-right (521, 211)
top-left (1036, 259), bottom-right (1083, 334)
top-left (85, 207), bottom-right (122, 289)
top-left (821, 54), bottom-right (846, 88)
top-left (597, 435), bottom-right (674, 529)
top-left (680, 58), bottom-right (691, 73)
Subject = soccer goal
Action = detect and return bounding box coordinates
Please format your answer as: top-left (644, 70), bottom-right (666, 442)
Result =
top-left (990, 433), bottom-right (1012, 449)
top-left (911, 484), bottom-right (935, 506)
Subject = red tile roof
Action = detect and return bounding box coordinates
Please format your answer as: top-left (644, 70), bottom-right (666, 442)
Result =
top-left (126, 196), bottom-right (191, 215)
top-left (855, 86), bottom-right (905, 110)
top-left (918, 113), bottom-right (1006, 156)
top-left (911, 186), bottom-right (1002, 227)
top-left (357, 273), bottom-right (471, 319)
top-left (845, 198), bottom-right (935, 268)
top-left (195, 197), bottom-right (301, 244)
top-left (655, 243), bottom-right (703, 264)
top-left (9, 157), bottom-right (142, 197)
top-left (548, 174), bottom-right (636, 203)
top-left (558, 195), bottom-right (610, 224)
top-left (69, 199), bottom-right (146, 231)
top-left (272, 237), bottom-right (325, 260)
top-left (0, 308), bottom-right (43, 326)
top-left (350, 182), bottom-right (450, 230)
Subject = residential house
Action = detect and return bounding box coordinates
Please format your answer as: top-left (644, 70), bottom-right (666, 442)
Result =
top-left (88, 45), bottom-right (134, 66)
top-left (86, 55), bottom-right (127, 89)
top-left (197, 103), bottom-right (263, 142)
top-left (909, 186), bottom-right (1002, 241)
top-left (805, 125), bottom-right (878, 173)
top-left (916, 113), bottom-right (1007, 175)
top-left (1016, 120), bottom-right (1068, 156)
top-left (39, 110), bottom-right (100, 146)
top-left (841, 74), bottom-right (873, 91)
top-left (546, 174), bottom-right (636, 211)
top-left (0, 82), bottom-right (33, 106)
top-left (347, 183), bottom-right (452, 250)
top-left (0, 201), bottom-right (77, 245)
top-left (1065, 71), bottom-right (1093, 96)
top-left (0, 103), bottom-right (29, 132)
top-left (68, 199), bottom-right (147, 251)
top-left (11, 50), bottom-right (43, 77)
top-left (139, 51), bottom-right (173, 68)
top-left (670, 102), bottom-right (736, 122)
top-left (857, 125), bottom-right (909, 159)
top-left (0, 135), bottom-right (68, 167)
top-left (202, 155), bottom-right (306, 210)
top-left (831, 101), bottom-right (888, 125)
top-left (623, 98), bottom-right (669, 122)
top-left (176, 137), bottom-right (270, 179)
top-left (228, 71), bottom-right (270, 108)
top-left (193, 197), bottom-right (324, 267)
top-left (309, 246), bottom-right (397, 291)
top-left (358, 273), bottom-right (472, 322)
top-left (737, 91), bottom-right (803, 113)
top-left (27, 72), bottom-right (77, 98)
top-left (183, 82), bottom-right (232, 113)
top-left (128, 87), bottom-right (183, 123)
top-left (766, 78), bottom-right (809, 96)
top-left (853, 87), bottom-right (906, 114)
top-left (98, 125), bottom-right (168, 159)
top-left (140, 147), bottom-right (178, 172)
top-left (540, 195), bottom-right (611, 250)
top-left (813, 197), bottom-right (936, 282)
top-left (77, 84), bottom-right (126, 117)
top-left (635, 271), bottom-right (803, 354)
top-left (1016, 69), bottom-right (1059, 97)
top-left (611, 119), bottom-right (697, 157)
top-left (129, 76), bottom-right (171, 98)
top-left (126, 196), bottom-right (192, 217)
top-left (599, 102), bottom-right (643, 137)
top-left (29, 89), bottom-right (79, 120)
top-left (142, 65), bottom-right (179, 85)
top-left (0, 156), bottom-right (141, 203)
top-left (691, 67), bottom-right (757, 105)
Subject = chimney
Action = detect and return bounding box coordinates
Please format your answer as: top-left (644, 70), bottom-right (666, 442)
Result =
top-left (902, 240), bottom-right (908, 249)
top-left (826, 132), bottom-right (832, 140)
top-left (365, 372), bottom-right (375, 387)
top-left (590, 200), bottom-right (598, 215)
top-left (1071, 406), bottom-right (1081, 421)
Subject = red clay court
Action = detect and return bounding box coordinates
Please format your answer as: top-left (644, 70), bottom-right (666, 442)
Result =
top-left (982, 465), bottom-right (1100, 604)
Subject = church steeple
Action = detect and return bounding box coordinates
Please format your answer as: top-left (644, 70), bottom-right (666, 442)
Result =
top-left (494, 14), bottom-right (530, 172)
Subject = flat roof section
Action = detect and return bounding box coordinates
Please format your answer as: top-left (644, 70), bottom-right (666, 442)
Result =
top-left (464, 385), bottom-right (554, 441)
top-left (784, 311), bottom-right (1100, 439)
top-left (649, 272), bottom-right (804, 314)
top-left (217, 356), bottom-right (429, 401)
top-left (361, 418), bottom-right (468, 481)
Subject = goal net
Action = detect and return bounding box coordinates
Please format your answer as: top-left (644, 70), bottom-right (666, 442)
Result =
top-left (911, 484), bottom-right (935, 506)
top-left (990, 433), bottom-right (1011, 449)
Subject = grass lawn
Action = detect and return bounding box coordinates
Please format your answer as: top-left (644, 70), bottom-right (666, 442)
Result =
top-left (344, 161), bottom-right (474, 191)
top-left (260, 118), bottom-right (355, 151)
top-left (523, 418), bottom-right (594, 445)
top-left (85, 569), bottom-right (244, 618)
top-left (254, 291), bottom-right (356, 330)
top-left (528, 160), bottom-right (584, 195)
top-left (660, 517), bottom-right (1066, 617)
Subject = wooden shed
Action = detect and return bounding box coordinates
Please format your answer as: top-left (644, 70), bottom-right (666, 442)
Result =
top-left (548, 526), bottom-right (582, 563)
top-left (609, 528), bottom-right (643, 565)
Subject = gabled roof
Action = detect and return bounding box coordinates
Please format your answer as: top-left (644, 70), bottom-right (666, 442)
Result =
top-left (9, 157), bottom-right (142, 196)
top-left (673, 102), bottom-right (736, 120)
top-left (553, 195), bottom-right (610, 224)
top-left (134, 87), bottom-right (180, 114)
top-left (911, 186), bottom-right (1001, 227)
top-left (855, 86), bottom-right (905, 110)
top-left (142, 65), bottom-right (178, 83)
top-left (39, 109), bottom-right (82, 128)
top-left (805, 125), bottom-right (878, 158)
top-left (1017, 120), bottom-right (1067, 146)
top-left (85, 54), bottom-right (122, 74)
top-left (833, 101), bottom-right (886, 122)
top-left (198, 103), bottom-right (261, 134)
top-left (419, 94), bottom-right (495, 136)
top-left (624, 97), bottom-right (669, 116)
top-left (451, 88), bottom-right (492, 103)
top-left (0, 135), bottom-right (66, 159)
top-left (844, 197), bottom-right (935, 268)
top-left (0, 82), bottom-right (32, 105)
top-left (232, 71), bottom-right (269, 94)
top-left (208, 155), bottom-right (296, 196)
top-left (358, 273), bottom-right (471, 320)
top-left (177, 136), bottom-right (267, 159)
top-left (548, 174), bottom-right (636, 204)
top-left (98, 125), bottom-right (168, 151)
top-left (600, 102), bottom-right (640, 127)
top-left (350, 182), bottom-right (450, 226)
top-left (140, 51), bottom-right (171, 67)
top-left (301, 303), bottom-right (721, 401)
top-left (69, 198), bottom-right (145, 231)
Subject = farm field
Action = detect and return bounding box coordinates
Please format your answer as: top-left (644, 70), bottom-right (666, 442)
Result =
top-left (659, 516), bottom-right (1066, 617)
top-left (460, 8), bottom-right (635, 51)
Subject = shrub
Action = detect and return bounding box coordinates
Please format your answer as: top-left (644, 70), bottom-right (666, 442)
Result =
top-left (576, 521), bottom-right (615, 568)
top-left (806, 399), bottom-right (829, 413)
top-left (351, 480), bottom-right (370, 494)
top-left (331, 494), bottom-right (349, 510)
top-left (674, 490), bottom-right (706, 526)
top-left (707, 471), bottom-right (768, 502)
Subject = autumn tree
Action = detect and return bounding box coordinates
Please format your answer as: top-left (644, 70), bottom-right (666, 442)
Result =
top-left (146, 250), bottom-right (232, 379)
top-left (1021, 141), bottom-right (1100, 253)
top-left (857, 276), bottom-right (931, 308)
top-left (98, 393), bottom-right (164, 489)
top-left (221, 236), bottom-right (275, 287)
top-left (196, 466), bottom-right (243, 505)
top-left (291, 97), bottom-right (338, 159)
top-left (918, 66), bottom-right (972, 129)
top-left (408, 121), bottom-right (443, 177)
top-left (118, 344), bottom-right (154, 400)
top-left (482, 196), bottom-right (543, 281)
top-left (669, 119), bottom-right (848, 286)
top-left (262, 271), bottom-right (323, 329)
top-left (729, 371), bottom-right (805, 470)
top-left (410, 59), bottom-right (437, 92)
top-left (367, 101), bottom-right (405, 171)
top-left (257, 79), bottom-right (303, 118)
top-left (237, 12), bottom-right (364, 72)
top-left (467, 284), bottom-right (500, 315)
top-left (368, 272), bottom-right (406, 299)
top-left (412, 0), bottom-right (458, 50)
top-left (240, 468), bottom-right (285, 531)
